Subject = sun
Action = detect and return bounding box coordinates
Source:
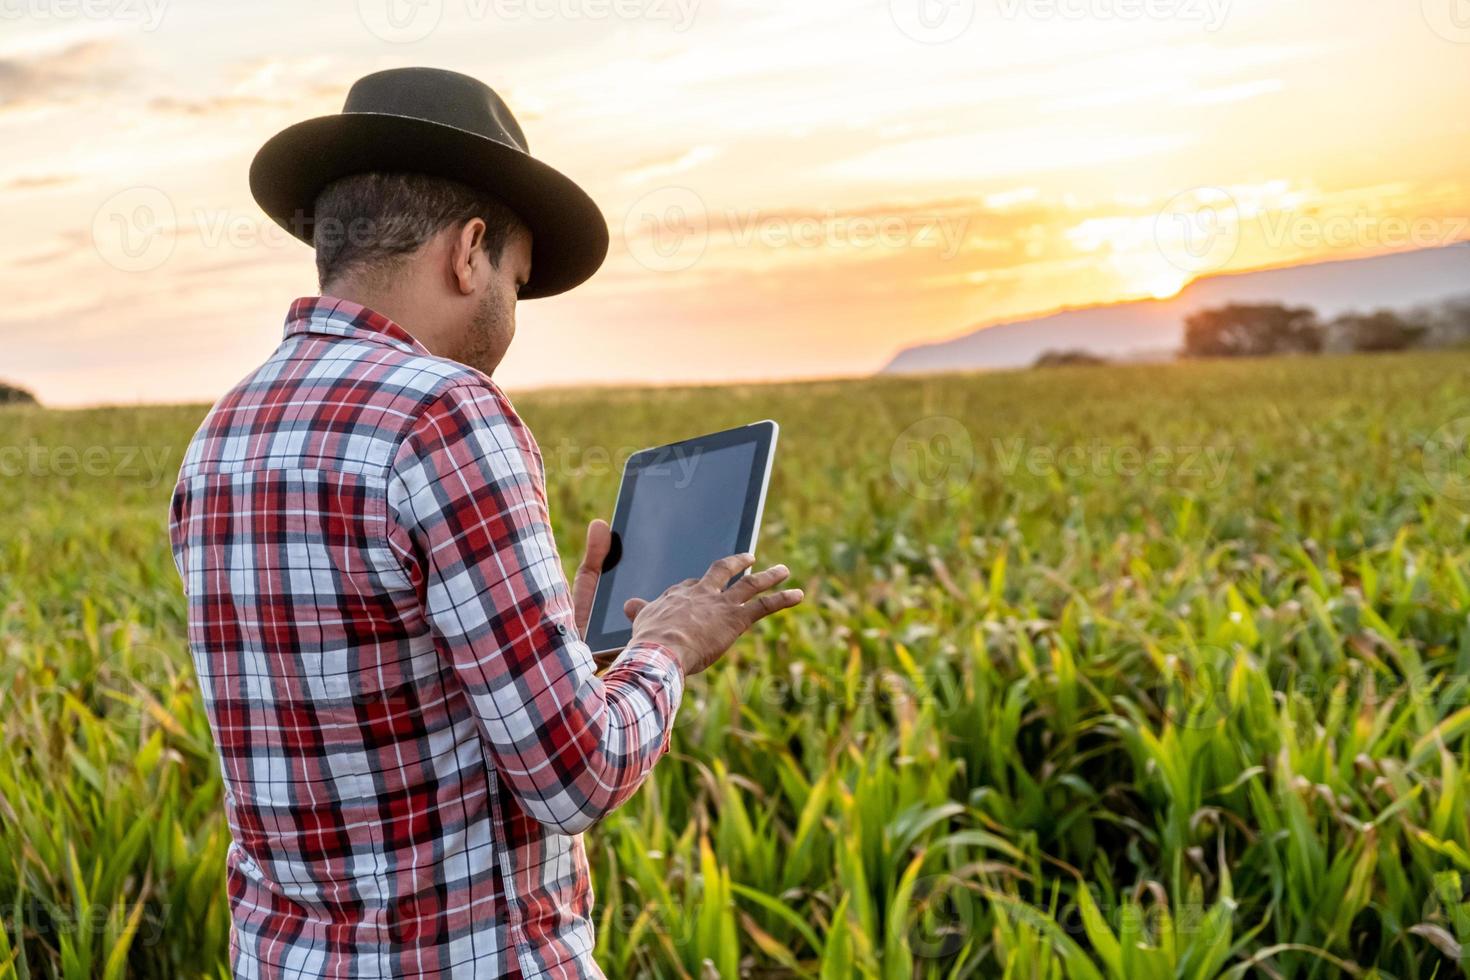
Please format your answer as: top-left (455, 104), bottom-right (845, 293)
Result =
top-left (1109, 253), bottom-right (1195, 303)
top-left (1142, 269), bottom-right (1191, 300)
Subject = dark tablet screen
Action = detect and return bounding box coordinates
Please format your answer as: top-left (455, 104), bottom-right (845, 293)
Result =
top-left (585, 421), bottom-right (777, 654)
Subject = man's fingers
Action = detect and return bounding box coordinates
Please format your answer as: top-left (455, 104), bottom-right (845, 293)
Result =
top-left (571, 519), bottom-right (611, 634)
top-left (580, 519), bottom-right (611, 571)
top-left (727, 563), bottom-right (790, 602)
top-left (744, 588), bottom-right (804, 624)
top-left (623, 597), bottom-right (649, 620)
top-left (702, 552), bottom-right (755, 589)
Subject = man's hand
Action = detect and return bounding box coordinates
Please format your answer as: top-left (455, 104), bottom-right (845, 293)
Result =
top-left (624, 553), bottom-right (803, 677)
top-left (571, 519), bottom-right (623, 669)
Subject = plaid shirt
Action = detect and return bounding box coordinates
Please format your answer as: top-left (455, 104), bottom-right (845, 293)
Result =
top-left (169, 297), bottom-right (684, 979)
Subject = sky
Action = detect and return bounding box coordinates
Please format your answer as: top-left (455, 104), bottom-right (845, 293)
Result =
top-left (2, 0), bottom-right (1468, 406)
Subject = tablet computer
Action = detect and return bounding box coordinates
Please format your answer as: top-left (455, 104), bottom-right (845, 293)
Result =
top-left (584, 420), bottom-right (779, 656)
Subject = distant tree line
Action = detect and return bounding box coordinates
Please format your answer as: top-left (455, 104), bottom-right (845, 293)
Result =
top-left (1033, 349), bottom-right (1108, 368)
top-left (0, 381), bottom-right (37, 406)
top-left (1182, 293), bottom-right (1470, 359)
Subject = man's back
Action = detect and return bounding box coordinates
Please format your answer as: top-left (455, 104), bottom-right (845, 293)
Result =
top-left (169, 297), bottom-right (685, 978)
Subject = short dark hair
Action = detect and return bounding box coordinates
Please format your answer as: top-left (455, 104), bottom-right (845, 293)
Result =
top-left (311, 172), bottom-right (525, 288)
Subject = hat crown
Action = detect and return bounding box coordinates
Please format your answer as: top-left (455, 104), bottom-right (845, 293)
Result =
top-left (250, 65), bottom-right (607, 297)
top-left (342, 67), bottom-right (528, 153)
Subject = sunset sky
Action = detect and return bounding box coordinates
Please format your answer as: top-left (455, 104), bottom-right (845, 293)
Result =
top-left (3, 0), bottom-right (1468, 406)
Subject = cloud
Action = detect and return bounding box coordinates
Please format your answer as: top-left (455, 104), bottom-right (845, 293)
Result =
top-left (621, 145), bottom-right (723, 186)
top-left (2, 173), bottom-right (76, 191)
top-left (146, 94), bottom-right (277, 116)
top-left (142, 58), bottom-right (341, 121)
top-left (0, 39), bottom-right (117, 113)
top-left (12, 247), bottom-right (69, 268)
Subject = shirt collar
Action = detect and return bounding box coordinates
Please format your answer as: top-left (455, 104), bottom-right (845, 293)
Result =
top-left (283, 296), bottom-right (432, 356)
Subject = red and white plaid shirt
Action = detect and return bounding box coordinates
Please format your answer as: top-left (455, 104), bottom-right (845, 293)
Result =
top-left (169, 297), bottom-right (684, 978)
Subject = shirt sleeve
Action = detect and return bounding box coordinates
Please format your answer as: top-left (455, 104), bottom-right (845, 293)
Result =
top-left (385, 379), bottom-right (684, 836)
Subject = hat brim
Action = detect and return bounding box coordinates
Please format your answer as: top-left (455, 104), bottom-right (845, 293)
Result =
top-left (249, 113), bottom-right (608, 299)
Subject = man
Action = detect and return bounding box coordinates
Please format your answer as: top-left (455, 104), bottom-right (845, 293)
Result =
top-left (168, 67), bottom-right (802, 979)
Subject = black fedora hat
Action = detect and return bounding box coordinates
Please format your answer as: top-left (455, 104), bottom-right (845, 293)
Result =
top-left (250, 67), bottom-right (608, 299)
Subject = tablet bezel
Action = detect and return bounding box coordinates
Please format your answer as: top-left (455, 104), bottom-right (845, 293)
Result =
top-left (583, 419), bottom-right (779, 656)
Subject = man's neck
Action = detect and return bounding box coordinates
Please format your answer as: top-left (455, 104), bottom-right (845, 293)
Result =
top-left (324, 282), bottom-right (450, 359)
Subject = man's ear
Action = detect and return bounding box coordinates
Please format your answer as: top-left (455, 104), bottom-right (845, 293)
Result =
top-left (450, 218), bottom-right (487, 295)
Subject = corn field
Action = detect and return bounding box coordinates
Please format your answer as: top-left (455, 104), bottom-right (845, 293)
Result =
top-left (3, 351), bottom-right (1470, 977)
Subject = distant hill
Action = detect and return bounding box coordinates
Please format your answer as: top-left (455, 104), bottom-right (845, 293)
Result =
top-left (883, 243), bottom-right (1470, 374)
